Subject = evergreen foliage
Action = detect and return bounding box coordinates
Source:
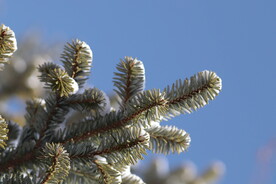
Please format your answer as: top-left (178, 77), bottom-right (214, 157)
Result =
top-left (0, 24), bottom-right (17, 70)
top-left (0, 24), bottom-right (222, 183)
top-left (0, 116), bottom-right (8, 149)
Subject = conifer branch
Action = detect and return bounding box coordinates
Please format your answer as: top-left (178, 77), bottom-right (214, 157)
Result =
top-left (69, 128), bottom-right (149, 166)
top-left (125, 89), bottom-right (167, 123)
top-left (113, 56), bottom-right (145, 109)
top-left (63, 70), bottom-right (221, 144)
top-left (95, 128), bottom-right (149, 165)
top-left (65, 88), bottom-right (106, 112)
top-left (147, 125), bottom-right (191, 154)
top-left (35, 94), bottom-right (66, 146)
top-left (164, 70), bottom-right (222, 119)
top-left (61, 40), bottom-right (92, 88)
top-left (65, 142), bottom-right (96, 166)
top-left (38, 63), bottom-right (79, 97)
top-left (0, 116), bottom-right (8, 149)
top-left (40, 143), bottom-right (70, 184)
top-left (25, 98), bottom-right (47, 131)
top-left (76, 70), bottom-right (222, 142)
top-left (63, 90), bottom-right (166, 144)
top-left (0, 24), bottom-right (17, 70)
top-left (0, 145), bottom-right (36, 173)
top-left (0, 95), bottom-right (70, 173)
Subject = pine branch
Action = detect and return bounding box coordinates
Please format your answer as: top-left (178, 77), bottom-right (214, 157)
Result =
top-left (65, 142), bottom-right (96, 166)
top-left (0, 137), bottom-right (37, 173)
top-left (25, 98), bottom-right (47, 132)
top-left (0, 24), bottom-right (17, 70)
top-left (23, 95), bottom-right (65, 148)
top-left (63, 90), bottom-right (166, 144)
top-left (63, 69), bottom-right (222, 144)
top-left (65, 88), bottom-right (106, 112)
top-left (113, 56), bottom-right (145, 109)
top-left (164, 70), bottom-right (222, 119)
top-left (35, 94), bottom-right (68, 146)
top-left (125, 89), bottom-right (167, 124)
top-left (62, 112), bottom-right (123, 144)
top-left (73, 69), bottom-right (221, 143)
top-left (40, 143), bottom-right (70, 184)
top-left (38, 63), bottom-right (79, 97)
top-left (0, 95), bottom-right (70, 173)
top-left (0, 71), bottom-right (96, 173)
top-left (69, 128), bottom-right (149, 166)
top-left (95, 127), bottom-right (149, 165)
top-left (0, 116), bottom-right (8, 149)
top-left (61, 39), bottom-right (92, 88)
top-left (146, 125), bottom-right (191, 154)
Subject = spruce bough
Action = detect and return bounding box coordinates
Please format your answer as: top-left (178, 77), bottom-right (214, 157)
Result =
top-left (0, 24), bottom-right (222, 184)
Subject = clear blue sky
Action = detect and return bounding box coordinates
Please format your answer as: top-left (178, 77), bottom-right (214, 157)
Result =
top-left (1, 1), bottom-right (276, 183)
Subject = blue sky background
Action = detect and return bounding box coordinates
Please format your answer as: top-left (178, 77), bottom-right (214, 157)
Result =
top-left (1, 1), bottom-right (276, 183)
